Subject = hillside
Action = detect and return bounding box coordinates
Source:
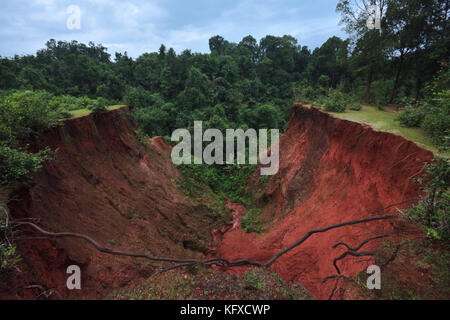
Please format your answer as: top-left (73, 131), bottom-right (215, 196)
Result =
top-left (1, 107), bottom-right (226, 299)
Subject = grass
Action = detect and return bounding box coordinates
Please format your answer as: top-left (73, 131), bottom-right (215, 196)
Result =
top-left (68, 105), bottom-right (126, 118)
top-left (327, 104), bottom-right (440, 154)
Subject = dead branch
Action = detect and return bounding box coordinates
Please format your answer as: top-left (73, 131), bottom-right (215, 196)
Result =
top-left (333, 251), bottom-right (375, 274)
top-left (332, 232), bottom-right (394, 252)
top-left (264, 214), bottom-right (394, 267)
top-left (12, 214), bottom-right (395, 277)
top-left (322, 231), bottom-right (395, 299)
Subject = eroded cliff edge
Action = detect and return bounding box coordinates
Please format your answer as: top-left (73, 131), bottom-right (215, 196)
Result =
top-left (216, 104), bottom-right (434, 299)
top-left (2, 107), bottom-right (219, 299)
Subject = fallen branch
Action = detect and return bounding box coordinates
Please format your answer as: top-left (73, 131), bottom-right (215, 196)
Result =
top-left (333, 251), bottom-right (375, 274)
top-left (322, 232), bottom-right (395, 299)
top-left (13, 214), bottom-right (395, 275)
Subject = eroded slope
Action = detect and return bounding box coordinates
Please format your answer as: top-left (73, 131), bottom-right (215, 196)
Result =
top-left (216, 104), bottom-right (434, 299)
top-left (3, 107), bottom-right (219, 299)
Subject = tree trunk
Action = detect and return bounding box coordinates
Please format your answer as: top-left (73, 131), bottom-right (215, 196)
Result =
top-left (389, 52), bottom-right (404, 104)
top-left (363, 68), bottom-right (373, 102)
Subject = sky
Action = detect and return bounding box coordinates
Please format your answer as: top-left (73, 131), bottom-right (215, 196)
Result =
top-left (0, 0), bottom-right (347, 58)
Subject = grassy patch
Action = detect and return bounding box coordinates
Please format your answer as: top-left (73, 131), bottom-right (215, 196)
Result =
top-left (328, 105), bottom-right (439, 154)
top-left (68, 105), bottom-right (126, 119)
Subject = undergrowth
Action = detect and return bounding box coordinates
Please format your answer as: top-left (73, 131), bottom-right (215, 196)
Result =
top-left (109, 267), bottom-right (313, 300)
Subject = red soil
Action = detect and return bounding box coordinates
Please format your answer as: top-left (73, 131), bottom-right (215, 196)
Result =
top-left (2, 104), bottom-right (435, 300)
top-left (3, 107), bottom-right (215, 299)
top-left (208, 199), bottom-right (246, 256)
top-left (215, 104), bottom-right (434, 299)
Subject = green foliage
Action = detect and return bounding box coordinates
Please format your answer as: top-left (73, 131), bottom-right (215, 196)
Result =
top-left (408, 158), bottom-right (450, 240)
top-left (0, 91), bottom-right (59, 191)
top-left (89, 97), bottom-right (108, 112)
top-left (241, 208), bottom-right (264, 233)
top-left (177, 162), bottom-right (257, 205)
top-left (324, 90), bottom-right (347, 112)
top-left (397, 104), bottom-right (427, 127)
top-left (421, 92), bottom-right (450, 146)
top-left (0, 145), bottom-right (54, 190)
top-left (0, 243), bottom-right (21, 273)
top-left (294, 83), bottom-right (317, 104)
top-left (0, 91), bottom-right (63, 143)
top-left (123, 86), bottom-right (155, 109)
top-left (368, 80), bottom-right (393, 106)
top-left (348, 103), bottom-right (362, 111)
top-left (397, 67), bottom-right (450, 146)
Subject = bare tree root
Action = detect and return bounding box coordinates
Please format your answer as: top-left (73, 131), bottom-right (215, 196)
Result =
top-left (12, 214), bottom-right (395, 276)
top-left (322, 232), bottom-right (395, 299)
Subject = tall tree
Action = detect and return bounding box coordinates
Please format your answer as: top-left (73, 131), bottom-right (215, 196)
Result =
top-left (336, 0), bottom-right (389, 101)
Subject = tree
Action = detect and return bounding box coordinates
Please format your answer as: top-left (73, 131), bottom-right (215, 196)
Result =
top-left (336, 0), bottom-right (389, 102)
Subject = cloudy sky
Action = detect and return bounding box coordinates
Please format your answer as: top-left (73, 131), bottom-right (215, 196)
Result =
top-left (0, 0), bottom-right (346, 58)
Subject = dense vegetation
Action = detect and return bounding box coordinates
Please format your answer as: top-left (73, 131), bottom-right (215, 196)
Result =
top-left (0, 1), bottom-right (447, 140)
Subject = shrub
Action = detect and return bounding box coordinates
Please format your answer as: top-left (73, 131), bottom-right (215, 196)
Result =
top-left (0, 90), bottom-right (59, 191)
top-left (421, 90), bottom-right (450, 145)
top-left (0, 91), bottom-right (62, 142)
top-left (0, 145), bottom-right (54, 191)
top-left (294, 81), bottom-right (316, 104)
top-left (408, 158), bottom-right (450, 240)
top-left (348, 103), bottom-right (362, 111)
top-left (241, 208), bottom-right (264, 233)
top-left (324, 91), bottom-right (346, 112)
top-left (397, 105), bottom-right (427, 127)
top-left (89, 97), bottom-right (108, 112)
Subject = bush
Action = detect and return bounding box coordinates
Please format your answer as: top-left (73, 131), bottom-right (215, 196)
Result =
top-left (408, 158), bottom-right (450, 240)
top-left (0, 90), bottom-right (59, 191)
top-left (324, 91), bottom-right (346, 112)
top-left (348, 103), bottom-right (362, 111)
top-left (294, 81), bottom-right (316, 104)
top-left (0, 90), bottom-right (63, 143)
top-left (421, 90), bottom-right (450, 145)
top-left (89, 97), bottom-right (108, 112)
top-left (397, 87), bottom-right (449, 146)
top-left (0, 145), bottom-right (54, 191)
top-left (241, 208), bottom-right (264, 233)
top-left (397, 105), bottom-right (427, 127)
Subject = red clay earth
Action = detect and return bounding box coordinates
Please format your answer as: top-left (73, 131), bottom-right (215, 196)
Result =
top-left (2, 104), bottom-right (434, 300)
top-left (215, 104), bottom-right (434, 299)
top-left (208, 199), bottom-right (246, 256)
top-left (2, 107), bottom-right (217, 299)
